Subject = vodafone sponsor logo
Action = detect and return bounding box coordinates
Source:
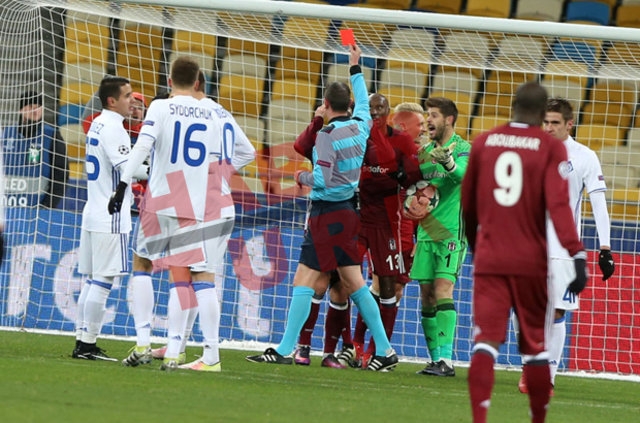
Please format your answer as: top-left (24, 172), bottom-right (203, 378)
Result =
top-left (363, 165), bottom-right (390, 174)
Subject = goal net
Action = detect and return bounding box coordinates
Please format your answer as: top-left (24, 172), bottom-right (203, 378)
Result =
top-left (1, 0), bottom-right (638, 378)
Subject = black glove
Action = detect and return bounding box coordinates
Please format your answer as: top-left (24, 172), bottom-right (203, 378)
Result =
top-left (107, 181), bottom-right (128, 214)
top-left (568, 252), bottom-right (589, 295)
top-left (598, 249), bottom-right (615, 281)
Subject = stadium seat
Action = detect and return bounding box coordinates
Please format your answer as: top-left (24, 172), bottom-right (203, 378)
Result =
top-left (615, 4), bottom-right (640, 28)
top-left (600, 164), bottom-right (640, 188)
top-left (575, 124), bottom-right (625, 151)
top-left (550, 40), bottom-right (598, 67)
top-left (541, 60), bottom-right (592, 112)
top-left (627, 126), bottom-right (640, 146)
top-left (218, 38), bottom-right (270, 118)
top-left (412, 0), bottom-right (463, 14)
top-left (482, 36), bottom-right (544, 117)
top-left (565, 1), bottom-right (611, 26)
top-left (469, 115), bottom-right (509, 141)
top-left (338, 5), bottom-right (396, 57)
top-left (115, 20), bottom-right (164, 99)
top-left (438, 31), bottom-right (492, 80)
top-left (514, 0), bottom-right (564, 21)
top-left (598, 145), bottom-right (640, 168)
top-left (363, 0), bottom-right (413, 10)
top-left (465, 0), bottom-right (512, 18)
top-left (429, 67), bottom-right (480, 139)
top-left (60, 123), bottom-right (87, 162)
top-left (603, 42), bottom-right (640, 66)
top-left (608, 188), bottom-right (640, 221)
top-left (228, 115), bottom-right (268, 194)
top-left (59, 82), bottom-right (96, 106)
top-left (378, 58), bottom-right (430, 108)
top-left (325, 61), bottom-right (375, 87)
top-left (581, 72), bottom-right (637, 129)
top-left (169, 30), bottom-right (217, 75)
top-left (431, 67), bottom-right (481, 99)
top-left (57, 104), bottom-right (84, 127)
top-left (389, 27), bottom-right (438, 62)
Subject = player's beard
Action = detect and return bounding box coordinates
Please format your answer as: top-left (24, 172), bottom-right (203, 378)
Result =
top-left (430, 123), bottom-right (446, 144)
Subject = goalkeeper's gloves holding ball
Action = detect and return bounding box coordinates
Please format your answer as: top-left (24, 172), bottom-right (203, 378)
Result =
top-left (107, 181), bottom-right (128, 214)
top-left (429, 142), bottom-right (457, 172)
top-left (568, 251), bottom-right (589, 295)
top-left (598, 248), bottom-right (615, 281)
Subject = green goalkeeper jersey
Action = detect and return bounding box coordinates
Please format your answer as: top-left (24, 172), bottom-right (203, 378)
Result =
top-left (416, 132), bottom-right (471, 242)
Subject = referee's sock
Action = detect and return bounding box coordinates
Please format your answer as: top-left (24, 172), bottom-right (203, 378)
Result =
top-left (351, 285), bottom-right (391, 356)
top-left (276, 286), bottom-right (314, 356)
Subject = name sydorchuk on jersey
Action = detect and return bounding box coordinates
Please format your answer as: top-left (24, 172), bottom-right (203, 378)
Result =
top-left (485, 134), bottom-right (541, 150)
top-left (168, 103), bottom-right (213, 120)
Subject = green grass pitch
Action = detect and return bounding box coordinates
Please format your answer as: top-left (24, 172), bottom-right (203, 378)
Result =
top-left (0, 331), bottom-right (638, 423)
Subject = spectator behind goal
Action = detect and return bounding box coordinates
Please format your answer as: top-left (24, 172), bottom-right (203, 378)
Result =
top-left (0, 91), bottom-right (68, 208)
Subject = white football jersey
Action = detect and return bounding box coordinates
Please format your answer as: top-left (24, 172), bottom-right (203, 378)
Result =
top-left (82, 109), bottom-right (133, 233)
top-left (547, 135), bottom-right (607, 259)
top-left (199, 97), bottom-right (256, 220)
top-left (136, 95), bottom-right (220, 221)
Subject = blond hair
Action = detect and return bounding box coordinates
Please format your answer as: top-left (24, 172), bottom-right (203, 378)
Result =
top-left (394, 102), bottom-right (424, 114)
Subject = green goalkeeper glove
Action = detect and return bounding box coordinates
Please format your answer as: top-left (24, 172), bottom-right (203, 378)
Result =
top-left (429, 142), bottom-right (457, 172)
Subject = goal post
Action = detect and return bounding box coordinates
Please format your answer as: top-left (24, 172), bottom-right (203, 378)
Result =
top-left (1, 0), bottom-right (639, 378)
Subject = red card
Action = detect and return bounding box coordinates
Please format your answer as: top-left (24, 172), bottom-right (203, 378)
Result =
top-left (340, 28), bottom-right (355, 46)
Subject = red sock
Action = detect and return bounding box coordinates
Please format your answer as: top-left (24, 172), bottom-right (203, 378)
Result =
top-left (524, 363), bottom-right (551, 423)
top-left (380, 303), bottom-right (397, 339)
top-left (353, 312), bottom-right (367, 344)
top-left (468, 350), bottom-right (495, 423)
top-left (298, 301), bottom-right (320, 346)
top-left (340, 301), bottom-right (353, 345)
top-left (324, 304), bottom-right (344, 354)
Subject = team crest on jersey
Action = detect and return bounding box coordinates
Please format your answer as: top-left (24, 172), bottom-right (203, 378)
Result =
top-left (118, 145), bottom-right (130, 155)
top-left (448, 241), bottom-right (456, 251)
top-left (388, 238), bottom-right (397, 251)
top-left (558, 160), bottom-right (571, 178)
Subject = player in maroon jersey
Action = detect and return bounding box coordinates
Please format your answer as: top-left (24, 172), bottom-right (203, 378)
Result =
top-left (461, 82), bottom-right (588, 423)
top-left (350, 93), bottom-right (421, 366)
top-left (291, 93), bottom-right (420, 368)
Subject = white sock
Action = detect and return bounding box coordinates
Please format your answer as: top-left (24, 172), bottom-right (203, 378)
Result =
top-left (166, 283), bottom-right (196, 360)
top-left (194, 282), bottom-right (220, 365)
top-left (81, 278), bottom-right (112, 344)
top-left (547, 315), bottom-right (566, 385)
top-left (181, 307), bottom-right (199, 354)
top-left (75, 281), bottom-right (91, 340)
top-left (129, 272), bottom-right (154, 348)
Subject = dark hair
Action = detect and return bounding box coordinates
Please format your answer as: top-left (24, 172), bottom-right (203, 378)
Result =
top-left (426, 96), bottom-right (458, 126)
top-left (170, 56), bottom-right (200, 89)
top-left (197, 70), bottom-right (206, 94)
top-left (325, 81), bottom-right (351, 113)
top-left (98, 76), bottom-right (130, 108)
top-left (513, 82), bottom-right (548, 121)
top-left (546, 97), bottom-right (574, 123)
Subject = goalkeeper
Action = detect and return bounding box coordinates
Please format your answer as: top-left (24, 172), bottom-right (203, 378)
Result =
top-left (410, 96), bottom-right (471, 377)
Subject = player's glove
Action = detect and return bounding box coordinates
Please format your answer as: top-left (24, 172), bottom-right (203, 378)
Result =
top-left (107, 181), bottom-right (128, 214)
top-left (598, 248), bottom-right (615, 281)
top-left (429, 142), bottom-right (457, 172)
top-left (568, 251), bottom-right (589, 295)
